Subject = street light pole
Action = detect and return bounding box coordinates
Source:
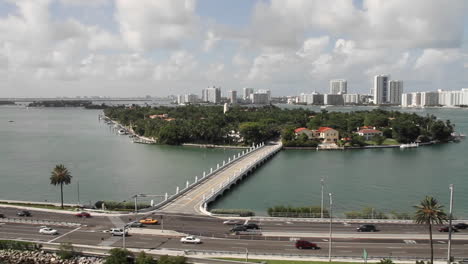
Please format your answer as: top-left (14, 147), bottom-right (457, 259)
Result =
top-left (328, 192), bottom-right (333, 262)
top-left (122, 225), bottom-right (126, 249)
top-left (321, 177), bottom-right (324, 218)
top-left (77, 180), bottom-right (80, 206)
top-left (447, 184), bottom-right (454, 264)
top-left (134, 195), bottom-right (138, 214)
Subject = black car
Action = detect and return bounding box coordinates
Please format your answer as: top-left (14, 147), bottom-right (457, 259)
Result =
top-left (454, 223), bottom-right (468, 229)
top-left (244, 223), bottom-right (260, 230)
top-left (230, 225), bottom-right (247, 233)
top-left (357, 224), bottom-right (376, 232)
top-left (17, 210), bottom-right (31, 217)
top-left (0, 213), bottom-right (4, 218)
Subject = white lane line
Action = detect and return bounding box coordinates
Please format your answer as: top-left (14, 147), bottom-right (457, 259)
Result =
top-left (48, 227), bottom-right (81, 243)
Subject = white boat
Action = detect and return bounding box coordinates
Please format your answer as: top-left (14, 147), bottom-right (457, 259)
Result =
top-left (118, 129), bottom-right (128, 135)
top-left (400, 143), bottom-right (419, 149)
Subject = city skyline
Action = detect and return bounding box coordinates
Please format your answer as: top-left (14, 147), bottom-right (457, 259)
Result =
top-left (0, 0), bottom-right (467, 97)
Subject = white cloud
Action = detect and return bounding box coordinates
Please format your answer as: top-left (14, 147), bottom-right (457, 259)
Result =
top-left (203, 31), bottom-right (221, 52)
top-left (115, 0), bottom-right (199, 51)
top-left (58, 0), bottom-right (109, 6)
top-left (153, 50), bottom-right (198, 81)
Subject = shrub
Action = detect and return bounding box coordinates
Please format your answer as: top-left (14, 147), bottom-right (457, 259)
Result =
top-left (136, 251), bottom-right (156, 264)
top-left (57, 242), bottom-right (75, 260)
top-left (104, 248), bottom-right (133, 264)
top-left (158, 255), bottom-right (186, 264)
top-left (95, 200), bottom-right (151, 211)
top-left (210, 209), bottom-right (255, 217)
top-left (379, 258), bottom-right (394, 264)
top-left (267, 205), bottom-right (329, 218)
top-left (0, 240), bottom-right (41, 251)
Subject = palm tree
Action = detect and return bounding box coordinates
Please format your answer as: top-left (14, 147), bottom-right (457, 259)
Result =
top-left (414, 196), bottom-right (447, 264)
top-left (50, 164), bottom-right (72, 209)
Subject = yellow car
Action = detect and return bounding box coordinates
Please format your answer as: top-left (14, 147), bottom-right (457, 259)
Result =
top-left (139, 218), bottom-right (158, 225)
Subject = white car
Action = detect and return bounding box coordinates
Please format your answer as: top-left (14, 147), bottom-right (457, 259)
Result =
top-left (180, 236), bottom-right (201, 244)
top-left (223, 219), bottom-right (242, 225)
top-left (39, 227), bottom-right (58, 235)
top-left (110, 228), bottom-right (128, 236)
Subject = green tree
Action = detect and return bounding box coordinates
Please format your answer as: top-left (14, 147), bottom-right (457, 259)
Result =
top-left (104, 248), bottom-right (133, 264)
top-left (158, 255), bottom-right (186, 264)
top-left (414, 196), bottom-right (447, 264)
top-left (136, 251), bottom-right (156, 264)
top-left (239, 122), bottom-right (267, 145)
top-left (429, 120), bottom-right (452, 142)
top-left (50, 164), bottom-right (72, 209)
top-left (372, 135), bottom-right (386, 145)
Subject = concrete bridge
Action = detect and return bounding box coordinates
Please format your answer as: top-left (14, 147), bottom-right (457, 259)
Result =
top-left (155, 142), bottom-right (282, 215)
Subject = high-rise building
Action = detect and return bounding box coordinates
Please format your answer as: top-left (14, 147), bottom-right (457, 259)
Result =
top-left (324, 94), bottom-right (344, 105)
top-left (401, 93), bottom-right (413, 107)
top-left (229, 90), bottom-right (237, 104)
top-left (388, 80), bottom-right (403, 105)
top-left (330, 80), bottom-right (347, 94)
top-left (177, 94), bottom-right (198, 104)
top-left (251, 90), bottom-right (271, 104)
top-left (202, 86), bottom-right (221, 104)
top-left (343, 94), bottom-right (361, 104)
top-left (420, 92), bottom-right (439, 107)
top-left (373, 75), bottom-right (390, 104)
top-left (243, 88), bottom-right (254, 100)
top-left (299, 92), bottom-right (324, 105)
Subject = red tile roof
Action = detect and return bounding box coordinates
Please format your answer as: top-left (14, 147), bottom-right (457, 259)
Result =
top-left (294, 127), bottom-right (309, 133)
top-left (317, 127), bottom-right (333, 133)
top-left (358, 129), bottom-right (382, 133)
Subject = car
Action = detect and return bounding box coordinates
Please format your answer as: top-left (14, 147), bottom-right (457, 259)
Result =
top-left (357, 224), bottom-right (377, 232)
top-left (223, 219), bottom-right (242, 225)
top-left (139, 218), bottom-right (158, 225)
top-left (180, 236), bottom-right (201, 244)
top-left (230, 225), bottom-right (248, 233)
top-left (110, 228), bottom-right (128, 236)
top-left (75, 212), bottom-right (91, 218)
top-left (438, 226), bottom-right (459, 232)
top-left (243, 223), bottom-right (260, 230)
top-left (39, 227), bottom-right (58, 235)
top-left (0, 213), bottom-right (4, 218)
top-left (295, 240), bottom-right (320, 250)
top-left (17, 210), bottom-right (31, 217)
top-left (128, 221), bottom-right (143, 228)
top-left (454, 223), bottom-right (468, 229)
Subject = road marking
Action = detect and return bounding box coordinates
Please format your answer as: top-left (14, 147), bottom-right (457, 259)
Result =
top-left (48, 227), bottom-right (81, 243)
top-left (233, 242), bottom-right (249, 245)
top-left (404, 240), bottom-right (417, 244)
top-left (438, 241), bottom-right (446, 244)
top-left (339, 250), bottom-right (352, 253)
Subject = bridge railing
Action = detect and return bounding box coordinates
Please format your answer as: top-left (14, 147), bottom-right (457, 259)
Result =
top-left (200, 142), bottom-right (283, 215)
top-left (152, 142), bottom-right (267, 210)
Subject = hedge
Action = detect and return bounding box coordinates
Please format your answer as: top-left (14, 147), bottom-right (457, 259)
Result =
top-left (210, 209), bottom-right (255, 217)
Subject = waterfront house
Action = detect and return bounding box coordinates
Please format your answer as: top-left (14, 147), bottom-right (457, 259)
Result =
top-left (357, 129), bottom-right (383, 140)
top-left (316, 127), bottom-right (339, 143)
top-left (294, 127), bottom-right (314, 139)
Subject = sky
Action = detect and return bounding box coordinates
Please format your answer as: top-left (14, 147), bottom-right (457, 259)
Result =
top-left (0, 0), bottom-right (467, 97)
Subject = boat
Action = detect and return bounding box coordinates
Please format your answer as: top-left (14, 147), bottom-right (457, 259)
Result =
top-left (400, 143), bottom-right (419, 149)
top-left (118, 129), bottom-right (128, 135)
top-left (8, 120), bottom-right (14, 123)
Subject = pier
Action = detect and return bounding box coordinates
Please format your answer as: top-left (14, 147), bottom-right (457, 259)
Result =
top-left (154, 141), bottom-right (282, 215)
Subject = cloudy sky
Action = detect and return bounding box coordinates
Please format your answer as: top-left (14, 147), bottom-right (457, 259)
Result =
top-left (1, 0), bottom-right (467, 97)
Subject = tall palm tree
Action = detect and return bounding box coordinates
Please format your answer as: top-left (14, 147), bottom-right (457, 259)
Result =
top-left (50, 164), bottom-right (72, 209)
top-left (414, 196), bottom-right (447, 264)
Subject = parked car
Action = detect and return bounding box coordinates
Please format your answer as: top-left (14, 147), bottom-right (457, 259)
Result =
top-left (139, 218), bottom-right (158, 225)
top-left (357, 224), bottom-right (377, 232)
top-left (295, 240), bottom-right (320, 250)
top-left (0, 213), bottom-right (4, 218)
top-left (223, 219), bottom-right (242, 225)
top-left (17, 210), bottom-right (31, 217)
top-left (39, 227), bottom-right (58, 235)
top-left (454, 223), bottom-right (468, 229)
top-left (110, 228), bottom-right (128, 236)
top-left (244, 223), bottom-right (260, 230)
top-left (128, 221), bottom-right (143, 228)
top-left (180, 236), bottom-right (201, 244)
top-left (438, 226), bottom-right (459, 232)
top-left (230, 225), bottom-right (248, 233)
top-left (75, 212), bottom-right (91, 218)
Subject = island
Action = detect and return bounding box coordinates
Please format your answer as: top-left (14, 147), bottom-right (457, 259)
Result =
top-left (104, 105), bottom-right (456, 149)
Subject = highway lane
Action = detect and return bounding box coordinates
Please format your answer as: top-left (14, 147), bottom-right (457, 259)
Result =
top-left (1, 222), bottom-right (467, 258)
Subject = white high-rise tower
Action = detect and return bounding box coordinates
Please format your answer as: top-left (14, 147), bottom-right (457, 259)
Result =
top-left (329, 80), bottom-right (347, 94)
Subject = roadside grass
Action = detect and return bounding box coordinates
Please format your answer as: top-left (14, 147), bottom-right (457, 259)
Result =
top-left (216, 258), bottom-right (360, 264)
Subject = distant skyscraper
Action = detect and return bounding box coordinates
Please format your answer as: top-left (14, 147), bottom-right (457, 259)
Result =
top-left (251, 90), bottom-right (271, 104)
top-left (203, 86), bottom-right (221, 103)
top-left (243, 88), bottom-right (254, 100)
top-left (373, 75), bottom-right (389, 104)
top-left (388, 80), bottom-right (403, 105)
top-left (229, 90), bottom-right (237, 104)
top-left (329, 80), bottom-right (347, 94)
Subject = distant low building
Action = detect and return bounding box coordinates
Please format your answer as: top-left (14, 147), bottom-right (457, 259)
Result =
top-left (316, 127), bottom-right (339, 143)
top-left (294, 127), bottom-right (314, 139)
top-left (357, 129), bottom-right (383, 141)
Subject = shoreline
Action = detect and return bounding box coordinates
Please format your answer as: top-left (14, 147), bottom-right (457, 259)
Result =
top-left (283, 141), bottom-right (438, 150)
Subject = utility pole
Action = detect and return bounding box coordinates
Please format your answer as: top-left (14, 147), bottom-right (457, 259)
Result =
top-left (447, 184), bottom-right (454, 264)
top-left (122, 225), bottom-right (126, 249)
top-left (77, 181), bottom-right (80, 206)
top-left (328, 193), bottom-right (333, 262)
top-left (321, 177), bottom-right (324, 218)
top-left (134, 195), bottom-right (138, 214)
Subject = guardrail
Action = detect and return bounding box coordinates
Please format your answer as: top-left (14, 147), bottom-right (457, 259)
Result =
top-left (151, 143), bottom-right (267, 211)
top-left (200, 142), bottom-right (282, 214)
top-left (0, 217), bottom-right (81, 227)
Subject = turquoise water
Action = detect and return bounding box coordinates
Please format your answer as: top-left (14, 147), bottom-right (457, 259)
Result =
top-left (0, 106), bottom-right (239, 206)
top-left (1, 105), bottom-right (467, 217)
